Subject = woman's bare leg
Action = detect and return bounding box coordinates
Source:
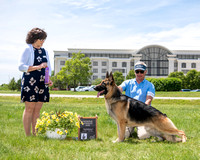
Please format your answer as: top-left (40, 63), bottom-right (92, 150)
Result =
top-left (32, 102), bottom-right (43, 135)
top-left (23, 102), bottom-right (36, 136)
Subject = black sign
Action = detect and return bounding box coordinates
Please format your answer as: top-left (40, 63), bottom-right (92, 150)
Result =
top-left (78, 116), bottom-right (98, 140)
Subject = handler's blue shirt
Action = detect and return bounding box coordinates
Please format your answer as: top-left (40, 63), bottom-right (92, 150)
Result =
top-left (120, 79), bottom-right (155, 103)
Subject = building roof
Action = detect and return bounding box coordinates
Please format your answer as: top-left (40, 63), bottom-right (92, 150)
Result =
top-left (54, 45), bottom-right (200, 55)
top-left (171, 50), bottom-right (200, 55)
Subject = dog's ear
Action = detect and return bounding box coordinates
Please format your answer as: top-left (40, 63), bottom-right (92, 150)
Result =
top-left (109, 72), bottom-right (114, 81)
top-left (106, 71), bottom-right (109, 78)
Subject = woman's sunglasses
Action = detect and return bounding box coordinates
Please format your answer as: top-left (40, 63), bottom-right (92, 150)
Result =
top-left (135, 70), bottom-right (144, 74)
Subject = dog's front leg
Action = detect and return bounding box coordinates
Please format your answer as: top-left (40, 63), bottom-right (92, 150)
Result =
top-left (113, 123), bottom-right (120, 143)
top-left (113, 121), bottom-right (126, 143)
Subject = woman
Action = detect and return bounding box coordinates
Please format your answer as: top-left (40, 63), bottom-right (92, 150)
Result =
top-left (18, 28), bottom-right (53, 136)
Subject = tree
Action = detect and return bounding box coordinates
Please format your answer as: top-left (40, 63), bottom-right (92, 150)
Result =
top-left (51, 75), bottom-right (66, 90)
top-left (168, 71), bottom-right (186, 88)
top-left (113, 71), bottom-right (125, 86)
top-left (92, 78), bottom-right (102, 85)
top-left (185, 70), bottom-right (200, 89)
top-left (57, 52), bottom-right (92, 91)
top-left (126, 70), bottom-right (135, 80)
top-left (8, 78), bottom-right (17, 90)
top-left (16, 78), bottom-right (21, 91)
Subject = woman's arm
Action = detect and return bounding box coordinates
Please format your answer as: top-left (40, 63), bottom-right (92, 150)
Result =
top-left (27, 62), bottom-right (47, 72)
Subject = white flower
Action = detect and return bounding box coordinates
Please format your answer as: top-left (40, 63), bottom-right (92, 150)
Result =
top-left (29, 77), bottom-right (36, 86)
top-left (24, 86), bottom-right (30, 92)
top-left (34, 86), bottom-right (39, 93)
top-left (39, 89), bottom-right (44, 94)
top-left (30, 95), bottom-right (35, 101)
top-left (21, 96), bottom-right (25, 101)
top-left (38, 49), bottom-right (42, 54)
top-left (37, 56), bottom-right (42, 62)
top-left (40, 75), bottom-right (45, 82)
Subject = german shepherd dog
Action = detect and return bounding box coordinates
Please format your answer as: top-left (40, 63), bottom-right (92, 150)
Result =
top-left (94, 72), bottom-right (187, 143)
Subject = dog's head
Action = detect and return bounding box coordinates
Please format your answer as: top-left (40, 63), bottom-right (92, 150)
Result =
top-left (94, 71), bottom-right (115, 97)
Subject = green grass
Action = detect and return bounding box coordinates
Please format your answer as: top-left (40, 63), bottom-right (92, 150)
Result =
top-left (0, 90), bottom-right (200, 97)
top-left (0, 96), bottom-right (200, 160)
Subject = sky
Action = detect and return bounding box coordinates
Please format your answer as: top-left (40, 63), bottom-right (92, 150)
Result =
top-left (0, 0), bottom-right (200, 85)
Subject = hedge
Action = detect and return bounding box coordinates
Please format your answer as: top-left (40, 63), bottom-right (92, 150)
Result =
top-left (146, 78), bottom-right (182, 91)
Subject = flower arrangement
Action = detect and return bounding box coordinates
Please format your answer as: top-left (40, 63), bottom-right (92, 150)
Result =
top-left (35, 110), bottom-right (82, 136)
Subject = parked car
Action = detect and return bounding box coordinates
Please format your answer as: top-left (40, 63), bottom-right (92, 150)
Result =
top-left (74, 86), bottom-right (86, 91)
top-left (80, 85), bottom-right (96, 91)
top-left (180, 89), bottom-right (191, 92)
top-left (190, 89), bottom-right (200, 92)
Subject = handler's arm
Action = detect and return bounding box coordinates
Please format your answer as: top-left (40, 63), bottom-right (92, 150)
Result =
top-left (118, 86), bottom-right (123, 93)
top-left (145, 96), bottom-right (153, 106)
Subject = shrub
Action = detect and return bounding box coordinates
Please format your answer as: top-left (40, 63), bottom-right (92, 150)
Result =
top-left (147, 78), bottom-right (182, 91)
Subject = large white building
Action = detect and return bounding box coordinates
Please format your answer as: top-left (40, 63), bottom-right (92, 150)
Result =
top-left (54, 44), bottom-right (200, 80)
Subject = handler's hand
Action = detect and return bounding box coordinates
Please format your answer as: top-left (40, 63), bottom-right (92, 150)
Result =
top-left (49, 80), bottom-right (53, 87)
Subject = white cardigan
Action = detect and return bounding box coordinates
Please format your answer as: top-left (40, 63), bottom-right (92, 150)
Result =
top-left (18, 44), bottom-right (52, 76)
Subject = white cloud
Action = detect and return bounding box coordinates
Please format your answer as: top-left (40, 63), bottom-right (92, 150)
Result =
top-left (0, 0), bottom-right (200, 84)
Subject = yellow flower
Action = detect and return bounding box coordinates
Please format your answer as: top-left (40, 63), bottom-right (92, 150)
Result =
top-left (57, 130), bottom-right (60, 134)
top-left (47, 120), bottom-right (51, 124)
top-left (76, 122), bottom-right (80, 128)
top-left (59, 131), bottom-right (63, 135)
top-left (56, 118), bottom-right (59, 122)
top-left (35, 124), bottom-right (39, 129)
top-left (70, 117), bottom-right (73, 122)
top-left (45, 113), bottom-right (48, 116)
top-left (65, 130), bottom-right (68, 134)
top-left (51, 115), bottom-right (56, 119)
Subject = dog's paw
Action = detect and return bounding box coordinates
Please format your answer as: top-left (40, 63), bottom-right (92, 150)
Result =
top-left (182, 135), bottom-right (187, 143)
top-left (112, 138), bottom-right (119, 143)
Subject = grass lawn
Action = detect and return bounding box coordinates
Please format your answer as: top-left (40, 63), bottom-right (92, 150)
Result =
top-left (0, 90), bottom-right (200, 97)
top-left (0, 96), bottom-right (200, 160)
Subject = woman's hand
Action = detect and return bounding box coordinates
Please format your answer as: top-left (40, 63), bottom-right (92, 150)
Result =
top-left (48, 80), bottom-right (53, 87)
top-left (38, 62), bottom-right (47, 70)
top-left (28, 62), bottom-right (47, 72)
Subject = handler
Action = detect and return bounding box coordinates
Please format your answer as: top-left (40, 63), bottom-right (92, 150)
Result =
top-left (18, 28), bottom-right (53, 136)
top-left (118, 61), bottom-right (155, 139)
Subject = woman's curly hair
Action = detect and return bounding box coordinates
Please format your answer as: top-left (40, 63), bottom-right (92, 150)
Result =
top-left (26, 28), bottom-right (47, 44)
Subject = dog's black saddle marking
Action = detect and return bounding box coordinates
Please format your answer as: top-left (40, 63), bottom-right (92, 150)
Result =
top-left (120, 95), bottom-right (167, 123)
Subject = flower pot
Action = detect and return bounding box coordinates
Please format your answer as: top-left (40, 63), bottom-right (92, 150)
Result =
top-left (46, 128), bottom-right (66, 139)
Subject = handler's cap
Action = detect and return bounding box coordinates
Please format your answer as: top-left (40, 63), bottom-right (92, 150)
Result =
top-left (134, 61), bottom-right (147, 71)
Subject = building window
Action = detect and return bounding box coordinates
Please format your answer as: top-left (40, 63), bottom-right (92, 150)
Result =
top-left (138, 46), bottom-right (171, 76)
top-left (93, 69), bottom-right (98, 73)
top-left (60, 61), bottom-right (65, 65)
top-left (191, 63), bottom-right (196, 68)
top-left (182, 63), bottom-right (186, 68)
top-left (174, 61), bottom-right (178, 67)
top-left (102, 62), bottom-right (107, 66)
top-left (93, 61), bottom-right (98, 66)
top-left (112, 62), bottom-right (117, 67)
top-left (93, 76), bottom-right (98, 80)
top-left (102, 69), bottom-right (107, 73)
top-left (122, 62), bottom-right (127, 67)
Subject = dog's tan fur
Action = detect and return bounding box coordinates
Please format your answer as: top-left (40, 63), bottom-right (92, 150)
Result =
top-left (95, 72), bottom-right (187, 143)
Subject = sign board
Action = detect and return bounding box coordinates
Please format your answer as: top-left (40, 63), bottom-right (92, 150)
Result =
top-left (78, 116), bottom-right (98, 140)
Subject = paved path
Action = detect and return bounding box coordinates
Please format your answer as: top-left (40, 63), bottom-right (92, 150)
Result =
top-left (0, 93), bottom-right (200, 100)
